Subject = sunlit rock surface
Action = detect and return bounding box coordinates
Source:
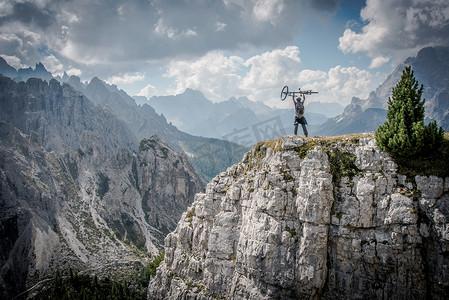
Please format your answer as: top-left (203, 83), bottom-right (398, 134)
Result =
top-left (149, 135), bottom-right (449, 299)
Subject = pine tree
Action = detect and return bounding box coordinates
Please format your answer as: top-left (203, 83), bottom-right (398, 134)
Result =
top-left (375, 66), bottom-right (443, 157)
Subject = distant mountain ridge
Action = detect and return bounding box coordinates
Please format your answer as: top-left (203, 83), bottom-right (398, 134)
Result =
top-left (0, 59), bottom-right (247, 183)
top-left (61, 75), bottom-right (247, 183)
top-left (317, 46), bottom-right (449, 135)
top-left (0, 75), bottom-right (137, 158)
top-left (0, 56), bottom-right (52, 82)
top-left (147, 89), bottom-right (333, 139)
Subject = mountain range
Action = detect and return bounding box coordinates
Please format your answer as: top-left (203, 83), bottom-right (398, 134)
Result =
top-left (59, 74), bottom-right (247, 184)
top-left (145, 89), bottom-right (339, 139)
top-left (0, 74), bottom-right (209, 297)
top-left (317, 46), bottom-right (449, 135)
top-left (0, 58), bottom-right (52, 83)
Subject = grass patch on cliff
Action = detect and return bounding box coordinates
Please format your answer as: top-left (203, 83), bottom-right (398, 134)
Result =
top-left (96, 172), bottom-right (109, 200)
top-left (325, 148), bottom-right (361, 187)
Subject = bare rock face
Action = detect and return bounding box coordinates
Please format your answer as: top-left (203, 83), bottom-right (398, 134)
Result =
top-left (148, 135), bottom-right (449, 299)
top-left (0, 75), bottom-right (137, 158)
top-left (0, 122), bottom-right (203, 298)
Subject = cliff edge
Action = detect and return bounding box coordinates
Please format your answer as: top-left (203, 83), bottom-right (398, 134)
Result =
top-left (148, 134), bottom-right (449, 299)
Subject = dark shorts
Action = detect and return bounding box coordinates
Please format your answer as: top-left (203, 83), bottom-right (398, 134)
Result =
top-left (294, 116), bottom-right (307, 125)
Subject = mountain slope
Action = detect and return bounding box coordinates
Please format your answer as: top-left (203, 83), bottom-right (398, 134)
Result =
top-left (64, 76), bottom-right (247, 183)
top-left (0, 74), bottom-right (205, 298)
top-left (0, 121), bottom-right (203, 299)
top-left (0, 75), bottom-right (137, 157)
top-left (149, 135), bottom-right (449, 299)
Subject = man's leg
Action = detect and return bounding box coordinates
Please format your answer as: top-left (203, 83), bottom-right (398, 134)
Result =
top-left (301, 124), bottom-right (308, 137)
top-left (294, 117), bottom-right (299, 135)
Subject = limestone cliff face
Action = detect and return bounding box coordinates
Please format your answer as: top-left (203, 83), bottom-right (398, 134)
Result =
top-left (0, 122), bottom-right (203, 298)
top-left (148, 135), bottom-right (449, 299)
top-left (0, 75), bottom-right (137, 158)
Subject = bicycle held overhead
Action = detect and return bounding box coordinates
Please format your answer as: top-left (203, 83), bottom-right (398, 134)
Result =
top-left (280, 85), bottom-right (318, 101)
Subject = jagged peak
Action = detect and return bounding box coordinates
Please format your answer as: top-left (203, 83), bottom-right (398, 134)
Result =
top-left (35, 62), bottom-right (47, 71)
top-left (90, 76), bottom-right (103, 85)
top-left (182, 88), bottom-right (205, 97)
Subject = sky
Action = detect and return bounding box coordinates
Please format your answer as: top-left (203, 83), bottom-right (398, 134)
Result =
top-left (1, 0), bottom-right (449, 108)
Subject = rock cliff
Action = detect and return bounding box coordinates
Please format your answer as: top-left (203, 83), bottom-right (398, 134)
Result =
top-left (63, 75), bottom-right (248, 183)
top-left (148, 135), bottom-right (449, 299)
top-left (0, 75), bottom-right (137, 158)
top-left (0, 121), bottom-right (203, 298)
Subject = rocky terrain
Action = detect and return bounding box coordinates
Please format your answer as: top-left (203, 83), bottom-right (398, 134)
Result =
top-left (0, 75), bottom-right (137, 158)
top-left (62, 75), bottom-right (248, 183)
top-left (0, 75), bottom-right (205, 298)
top-left (148, 135), bottom-right (449, 299)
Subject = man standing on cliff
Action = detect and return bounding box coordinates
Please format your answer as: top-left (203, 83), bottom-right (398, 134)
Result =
top-left (293, 93), bottom-right (308, 137)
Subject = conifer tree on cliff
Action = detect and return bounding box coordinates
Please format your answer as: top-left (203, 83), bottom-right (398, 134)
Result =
top-left (375, 66), bottom-right (443, 157)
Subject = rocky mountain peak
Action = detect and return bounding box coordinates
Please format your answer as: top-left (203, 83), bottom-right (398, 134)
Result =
top-left (149, 135), bottom-right (449, 299)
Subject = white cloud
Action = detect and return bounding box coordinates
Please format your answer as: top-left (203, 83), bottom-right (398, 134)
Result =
top-left (165, 46), bottom-right (302, 103)
top-left (107, 73), bottom-right (145, 85)
top-left (241, 46), bottom-right (302, 103)
top-left (165, 51), bottom-right (245, 102)
top-left (0, 54), bottom-right (25, 69)
top-left (325, 66), bottom-right (372, 99)
top-left (298, 70), bottom-right (327, 82)
top-left (338, 0), bottom-right (449, 67)
top-left (66, 67), bottom-right (81, 76)
top-left (215, 22), bottom-right (227, 32)
top-left (138, 84), bottom-right (157, 99)
top-left (164, 46), bottom-right (377, 107)
top-left (0, 1), bottom-right (13, 18)
top-left (42, 54), bottom-right (64, 74)
top-left (253, 0), bottom-right (285, 23)
top-left (369, 56), bottom-right (390, 69)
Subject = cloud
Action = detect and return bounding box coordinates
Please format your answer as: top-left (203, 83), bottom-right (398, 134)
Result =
top-left (298, 69), bottom-right (327, 82)
top-left (42, 54), bottom-right (64, 74)
top-left (369, 56), bottom-right (390, 69)
top-left (66, 67), bottom-right (81, 77)
top-left (241, 46), bottom-right (302, 101)
top-left (107, 73), bottom-right (145, 85)
top-left (0, 0), bottom-right (312, 78)
top-left (138, 84), bottom-right (157, 99)
top-left (0, 54), bottom-right (25, 69)
top-left (165, 51), bottom-right (245, 102)
top-left (339, 0), bottom-right (449, 66)
top-left (0, 1), bottom-right (54, 29)
top-left (165, 47), bottom-right (377, 107)
top-left (165, 46), bottom-right (302, 103)
top-left (0, 31), bottom-right (43, 67)
top-left (325, 65), bottom-right (372, 98)
top-left (252, 0), bottom-right (285, 23)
